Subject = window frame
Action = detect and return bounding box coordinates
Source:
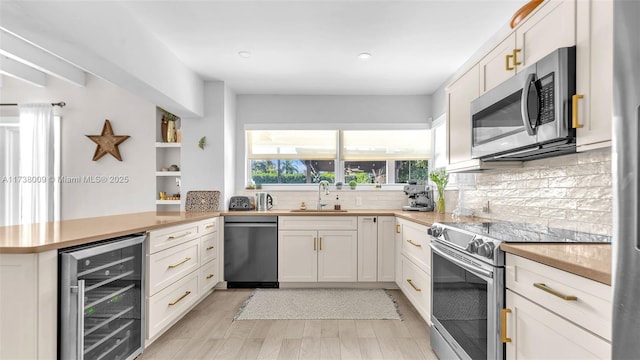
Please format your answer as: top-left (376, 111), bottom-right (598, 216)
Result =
top-left (244, 123), bottom-right (431, 190)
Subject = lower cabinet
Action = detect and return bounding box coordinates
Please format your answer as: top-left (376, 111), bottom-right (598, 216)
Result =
top-left (278, 229), bottom-right (358, 282)
top-left (395, 217), bottom-right (432, 324)
top-left (146, 217), bottom-right (219, 343)
top-left (505, 290), bottom-right (610, 359)
top-left (357, 216), bottom-right (395, 282)
top-left (504, 254), bottom-right (611, 359)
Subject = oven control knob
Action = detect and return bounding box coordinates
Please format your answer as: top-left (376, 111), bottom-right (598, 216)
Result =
top-left (429, 225), bottom-right (443, 238)
top-left (478, 242), bottom-right (495, 258)
top-left (466, 238), bottom-right (484, 253)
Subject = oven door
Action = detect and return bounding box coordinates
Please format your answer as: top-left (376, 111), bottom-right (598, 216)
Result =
top-left (430, 240), bottom-right (504, 360)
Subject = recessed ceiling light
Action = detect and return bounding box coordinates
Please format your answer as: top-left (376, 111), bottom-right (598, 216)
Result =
top-left (238, 51), bottom-right (251, 58)
top-left (358, 53), bottom-right (372, 60)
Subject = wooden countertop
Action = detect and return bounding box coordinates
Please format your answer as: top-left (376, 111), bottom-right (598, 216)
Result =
top-left (0, 211), bottom-right (219, 254)
top-left (1, 209), bottom-right (613, 286)
top-left (501, 243), bottom-right (612, 285)
top-left (222, 209), bottom-right (475, 227)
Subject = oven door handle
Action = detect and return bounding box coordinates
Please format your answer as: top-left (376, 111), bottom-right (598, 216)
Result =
top-left (430, 242), bottom-right (493, 280)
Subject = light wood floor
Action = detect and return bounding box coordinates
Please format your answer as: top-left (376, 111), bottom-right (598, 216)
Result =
top-left (138, 289), bottom-right (438, 360)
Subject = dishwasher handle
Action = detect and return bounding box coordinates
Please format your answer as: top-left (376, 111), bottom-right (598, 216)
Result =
top-left (224, 223), bottom-right (277, 228)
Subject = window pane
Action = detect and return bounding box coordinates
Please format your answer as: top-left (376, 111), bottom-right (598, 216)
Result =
top-left (344, 161), bottom-right (386, 184)
top-left (395, 160), bottom-right (429, 183)
top-left (247, 130), bottom-right (337, 160)
top-left (251, 160), bottom-right (335, 184)
top-left (342, 130), bottom-right (431, 160)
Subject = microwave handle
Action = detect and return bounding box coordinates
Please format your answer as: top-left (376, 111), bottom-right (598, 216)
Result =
top-left (521, 73), bottom-right (539, 136)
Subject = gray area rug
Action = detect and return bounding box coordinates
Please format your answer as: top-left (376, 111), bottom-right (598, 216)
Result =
top-left (234, 288), bottom-right (401, 320)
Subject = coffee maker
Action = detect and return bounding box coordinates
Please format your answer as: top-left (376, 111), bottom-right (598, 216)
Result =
top-left (402, 184), bottom-right (434, 211)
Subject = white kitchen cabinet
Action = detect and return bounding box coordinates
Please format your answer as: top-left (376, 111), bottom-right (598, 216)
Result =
top-left (504, 254), bottom-right (611, 359)
top-left (376, 216), bottom-right (396, 282)
top-left (394, 217), bottom-right (432, 324)
top-left (0, 251), bottom-right (57, 360)
top-left (505, 290), bottom-right (610, 359)
top-left (356, 216), bottom-right (395, 282)
top-left (479, 0), bottom-right (576, 95)
top-left (278, 230), bottom-right (319, 282)
top-left (317, 231), bottom-right (358, 282)
top-left (279, 217), bottom-right (358, 283)
top-left (479, 33), bottom-right (517, 94)
top-left (146, 217), bottom-right (219, 344)
top-left (447, 65), bottom-right (480, 169)
top-left (394, 219), bottom-right (403, 288)
top-left (358, 216), bottom-right (378, 282)
top-left (575, 0), bottom-right (613, 151)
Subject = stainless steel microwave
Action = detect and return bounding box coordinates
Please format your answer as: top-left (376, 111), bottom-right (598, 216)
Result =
top-left (470, 47), bottom-right (576, 161)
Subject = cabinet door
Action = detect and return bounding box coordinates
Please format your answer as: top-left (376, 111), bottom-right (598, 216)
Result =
top-left (394, 219), bottom-right (403, 288)
top-left (447, 65), bottom-right (480, 166)
top-left (377, 216), bottom-right (396, 282)
top-left (278, 230), bottom-right (318, 282)
top-left (505, 290), bottom-right (610, 360)
top-left (479, 33), bottom-right (517, 94)
top-left (317, 231), bottom-right (358, 282)
top-left (515, 0), bottom-right (576, 70)
top-left (357, 217), bottom-right (378, 282)
top-left (575, 0), bottom-right (613, 151)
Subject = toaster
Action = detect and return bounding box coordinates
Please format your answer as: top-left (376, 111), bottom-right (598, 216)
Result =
top-left (228, 196), bottom-right (255, 211)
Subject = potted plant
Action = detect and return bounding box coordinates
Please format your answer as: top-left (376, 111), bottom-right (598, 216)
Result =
top-left (429, 168), bottom-right (449, 213)
top-left (335, 181), bottom-right (343, 190)
top-left (349, 180), bottom-right (357, 190)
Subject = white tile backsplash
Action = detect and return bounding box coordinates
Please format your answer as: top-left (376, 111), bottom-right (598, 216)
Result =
top-left (464, 148), bottom-right (613, 236)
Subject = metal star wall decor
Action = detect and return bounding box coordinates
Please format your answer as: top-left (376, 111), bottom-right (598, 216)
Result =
top-left (86, 119), bottom-right (130, 161)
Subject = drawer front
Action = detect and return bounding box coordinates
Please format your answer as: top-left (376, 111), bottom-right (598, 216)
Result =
top-left (401, 221), bottom-right (431, 273)
top-left (147, 271), bottom-right (199, 340)
top-left (200, 232), bottom-right (218, 264)
top-left (199, 258), bottom-right (219, 295)
top-left (148, 240), bottom-right (200, 296)
top-left (278, 216), bottom-right (358, 230)
top-left (506, 254), bottom-right (612, 340)
top-left (401, 255), bottom-right (431, 324)
top-left (199, 218), bottom-right (218, 235)
top-left (148, 223), bottom-right (199, 254)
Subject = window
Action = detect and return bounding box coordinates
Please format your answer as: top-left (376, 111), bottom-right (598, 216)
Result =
top-left (246, 128), bottom-right (431, 186)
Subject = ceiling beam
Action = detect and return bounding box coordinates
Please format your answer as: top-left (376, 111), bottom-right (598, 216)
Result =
top-left (0, 30), bottom-right (85, 87)
top-left (0, 56), bottom-right (46, 87)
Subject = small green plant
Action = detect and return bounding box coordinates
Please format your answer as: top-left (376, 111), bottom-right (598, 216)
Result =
top-left (348, 180), bottom-right (357, 189)
top-left (198, 136), bottom-right (206, 150)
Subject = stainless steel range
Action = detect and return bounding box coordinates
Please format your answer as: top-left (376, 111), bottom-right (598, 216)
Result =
top-left (428, 221), bottom-right (611, 360)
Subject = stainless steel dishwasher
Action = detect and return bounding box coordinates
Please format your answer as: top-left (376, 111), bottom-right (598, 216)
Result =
top-left (224, 216), bottom-right (278, 288)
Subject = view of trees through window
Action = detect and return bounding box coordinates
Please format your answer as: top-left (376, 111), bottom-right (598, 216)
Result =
top-left (251, 160), bottom-right (335, 184)
top-left (251, 159), bottom-right (429, 185)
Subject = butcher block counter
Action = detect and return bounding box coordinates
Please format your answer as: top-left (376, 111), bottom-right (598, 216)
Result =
top-left (0, 211), bottom-right (219, 253)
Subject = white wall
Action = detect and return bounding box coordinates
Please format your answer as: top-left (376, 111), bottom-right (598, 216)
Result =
top-left (0, 75), bottom-right (156, 220)
top-left (181, 81), bottom-right (236, 210)
top-left (234, 94), bottom-right (431, 191)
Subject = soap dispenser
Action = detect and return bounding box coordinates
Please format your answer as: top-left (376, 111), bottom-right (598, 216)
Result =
top-left (334, 195), bottom-right (341, 210)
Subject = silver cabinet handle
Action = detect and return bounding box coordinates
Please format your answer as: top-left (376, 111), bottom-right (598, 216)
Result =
top-left (77, 279), bottom-right (85, 360)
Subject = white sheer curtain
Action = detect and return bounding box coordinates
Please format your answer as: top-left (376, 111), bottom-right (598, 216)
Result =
top-left (17, 103), bottom-right (59, 224)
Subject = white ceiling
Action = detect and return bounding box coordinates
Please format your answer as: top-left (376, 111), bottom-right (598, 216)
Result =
top-left (118, 0), bottom-right (527, 95)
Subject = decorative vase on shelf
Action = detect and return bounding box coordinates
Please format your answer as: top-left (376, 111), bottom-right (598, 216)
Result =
top-left (161, 117), bottom-right (169, 142)
top-left (167, 120), bottom-right (176, 143)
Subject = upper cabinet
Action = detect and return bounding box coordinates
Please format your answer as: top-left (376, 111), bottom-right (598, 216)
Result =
top-left (445, 0), bottom-right (611, 172)
top-left (480, 0), bottom-right (576, 95)
top-left (575, 0), bottom-right (613, 151)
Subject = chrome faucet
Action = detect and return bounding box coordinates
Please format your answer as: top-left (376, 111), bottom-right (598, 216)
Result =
top-left (317, 180), bottom-right (330, 210)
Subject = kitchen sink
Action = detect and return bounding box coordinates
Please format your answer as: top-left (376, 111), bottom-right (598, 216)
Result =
top-left (289, 209), bottom-right (349, 213)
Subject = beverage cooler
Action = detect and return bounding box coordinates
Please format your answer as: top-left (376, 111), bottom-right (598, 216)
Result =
top-left (59, 234), bottom-right (145, 360)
